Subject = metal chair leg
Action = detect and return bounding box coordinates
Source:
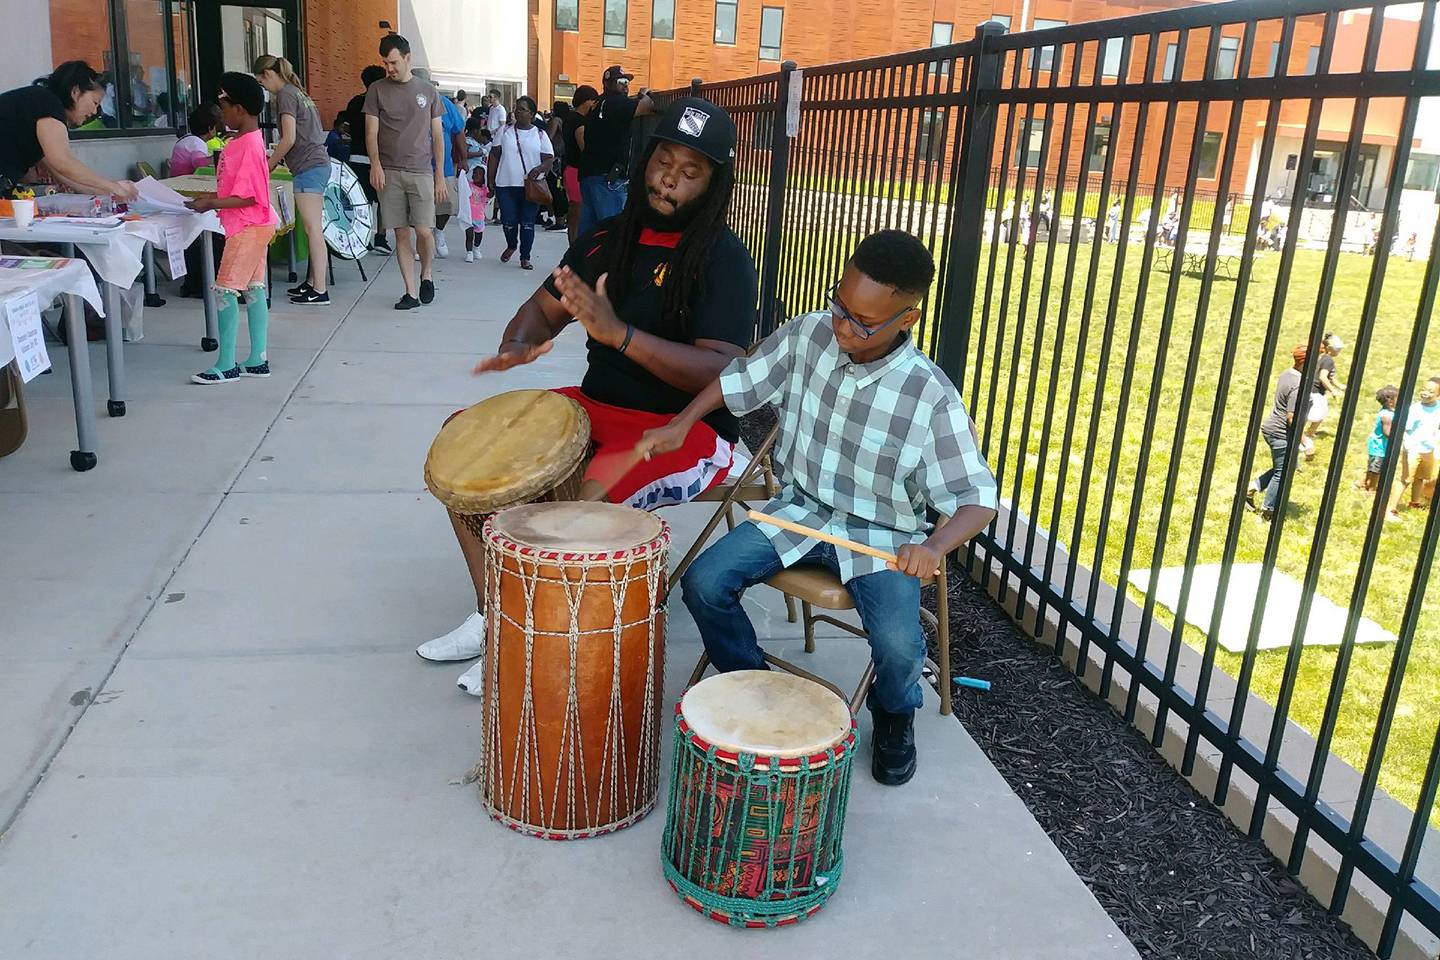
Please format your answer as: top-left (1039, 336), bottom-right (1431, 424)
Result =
top-left (802, 600), bottom-right (816, 653)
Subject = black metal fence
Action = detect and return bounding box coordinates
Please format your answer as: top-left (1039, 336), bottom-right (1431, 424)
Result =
top-left (648, 0), bottom-right (1440, 954)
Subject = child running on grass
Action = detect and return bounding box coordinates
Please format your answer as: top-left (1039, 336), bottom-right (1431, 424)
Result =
top-left (1359, 385), bottom-right (1398, 493)
top-left (185, 72), bottom-right (276, 384)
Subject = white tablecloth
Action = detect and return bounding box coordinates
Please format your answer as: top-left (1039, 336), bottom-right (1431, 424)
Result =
top-left (0, 210), bottom-right (222, 289)
top-left (0, 258), bottom-right (103, 366)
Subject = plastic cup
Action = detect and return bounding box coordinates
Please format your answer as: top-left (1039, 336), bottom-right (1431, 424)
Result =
top-left (10, 199), bottom-right (35, 229)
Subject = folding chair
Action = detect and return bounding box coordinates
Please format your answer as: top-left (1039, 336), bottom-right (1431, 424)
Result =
top-left (669, 420), bottom-right (955, 716)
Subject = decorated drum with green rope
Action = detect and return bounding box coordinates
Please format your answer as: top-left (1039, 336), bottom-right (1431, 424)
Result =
top-left (661, 670), bottom-right (856, 928)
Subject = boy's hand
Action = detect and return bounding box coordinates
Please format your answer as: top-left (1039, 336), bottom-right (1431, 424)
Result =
top-left (185, 196), bottom-right (214, 212)
top-left (635, 420), bottom-right (689, 461)
top-left (552, 268), bottom-right (626, 348)
top-left (474, 339), bottom-right (552, 374)
top-left (890, 543), bottom-right (941, 579)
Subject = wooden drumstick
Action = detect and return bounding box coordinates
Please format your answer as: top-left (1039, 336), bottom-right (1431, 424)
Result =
top-left (746, 511), bottom-right (940, 576)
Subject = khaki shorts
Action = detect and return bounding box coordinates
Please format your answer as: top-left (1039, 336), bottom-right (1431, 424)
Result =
top-left (378, 169), bottom-right (436, 230)
top-left (435, 176), bottom-right (458, 219)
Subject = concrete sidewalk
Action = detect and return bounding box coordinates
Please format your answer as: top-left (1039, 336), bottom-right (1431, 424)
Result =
top-left (0, 227), bottom-right (1137, 959)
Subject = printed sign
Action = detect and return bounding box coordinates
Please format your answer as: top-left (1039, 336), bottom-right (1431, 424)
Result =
top-left (6, 292), bottom-right (50, 382)
top-left (165, 226), bottom-right (187, 279)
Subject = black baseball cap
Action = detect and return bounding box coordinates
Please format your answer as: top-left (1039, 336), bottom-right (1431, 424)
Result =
top-left (603, 65), bottom-right (634, 83)
top-left (649, 97), bottom-right (737, 166)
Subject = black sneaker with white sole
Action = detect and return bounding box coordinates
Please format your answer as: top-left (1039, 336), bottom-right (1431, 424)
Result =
top-left (287, 280), bottom-right (313, 297)
top-left (240, 361), bottom-right (270, 378)
top-left (191, 365), bottom-right (242, 385)
top-left (871, 709), bottom-right (917, 786)
top-left (395, 294), bottom-right (421, 310)
top-left (291, 289), bottom-right (330, 306)
top-left (419, 278), bottom-right (435, 304)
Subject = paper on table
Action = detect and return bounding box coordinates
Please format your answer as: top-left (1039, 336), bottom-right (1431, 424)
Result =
top-left (6, 292), bottom-right (50, 382)
top-left (134, 176), bottom-right (196, 214)
top-left (164, 226), bottom-right (187, 278)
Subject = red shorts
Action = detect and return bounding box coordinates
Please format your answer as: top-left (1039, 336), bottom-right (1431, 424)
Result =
top-left (553, 387), bottom-right (745, 510)
top-left (564, 166), bottom-right (582, 204)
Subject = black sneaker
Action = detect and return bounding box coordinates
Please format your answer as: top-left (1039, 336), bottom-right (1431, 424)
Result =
top-left (240, 360), bottom-right (270, 378)
top-left (191, 365), bottom-right (242, 385)
top-left (291, 289), bottom-right (330, 306)
top-left (287, 280), bottom-right (313, 297)
top-left (372, 237), bottom-right (392, 253)
top-left (871, 709), bottom-right (917, 786)
top-left (395, 294), bottom-right (421, 311)
top-left (419, 278), bottom-right (435, 304)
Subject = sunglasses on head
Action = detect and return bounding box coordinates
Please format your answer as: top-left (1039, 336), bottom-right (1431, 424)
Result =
top-left (825, 282), bottom-right (914, 341)
top-left (217, 93), bottom-right (233, 105)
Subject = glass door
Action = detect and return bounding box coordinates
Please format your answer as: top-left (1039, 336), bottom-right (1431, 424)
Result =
top-left (195, 0), bottom-right (301, 124)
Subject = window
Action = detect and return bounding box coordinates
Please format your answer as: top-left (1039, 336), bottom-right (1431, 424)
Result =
top-left (555, 0), bottom-right (578, 31)
top-left (1032, 19), bottom-right (1066, 72)
top-left (760, 7), bottom-right (783, 60)
top-left (715, 0), bottom-right (738, 44)
top-left (917, 110), bottom-right (947, 161)
top-left (1216, 36), bottom-right (1240, 79)
top-left (1197, 131), bottom-right (1222, 179)
top-left (1102, 38), bottom-right (1123, 78)
top-left (988, 14), bottom-right (1011, 30)
top-left (1162, 42), bottom-right (1178, 81)
top-left (930, 22), bottom-right (952, 74)
top-left (652, 0), bottom-right (674, 40)
top-left (1404, 154), bottom-right (1440, 193)
top-left (49, 0), bottom-right (195, 132)
top-left (554, 81), bottom-right (577, 102)
top-left (1017, 118), bottom-right (1046, 169)
top-left (1265, 41), bottom-right (1281, 77)
top-left (604, 0), bottom-right (626, 47)
top-left (1304, 44), bottom-right (1320, 75)
top-left (1088, 122), bottom-right (1111, 170)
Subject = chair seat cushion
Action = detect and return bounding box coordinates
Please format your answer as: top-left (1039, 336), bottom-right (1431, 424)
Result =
top-left (766, 565), bottom-right (854, 609)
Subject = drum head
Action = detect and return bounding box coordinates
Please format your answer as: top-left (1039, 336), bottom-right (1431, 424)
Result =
top-left (490, 501), bottom-right (664, 555)
top-left (425, 390), bottom-right (591, 513)
top-left (681, 671), bottom-right (851, 759)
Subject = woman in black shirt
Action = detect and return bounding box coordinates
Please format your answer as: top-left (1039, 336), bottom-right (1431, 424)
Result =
top-left (0, 61), bottom-right (138, 200)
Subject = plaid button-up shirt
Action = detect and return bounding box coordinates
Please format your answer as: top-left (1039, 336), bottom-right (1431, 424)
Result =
top-left (718, 311), bottom-right (998, 582)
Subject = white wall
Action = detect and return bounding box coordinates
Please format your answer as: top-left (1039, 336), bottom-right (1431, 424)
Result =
top-left (397, 0), bottom-right (527, 93)
top-left (0, 0), bottom-right (51, 91)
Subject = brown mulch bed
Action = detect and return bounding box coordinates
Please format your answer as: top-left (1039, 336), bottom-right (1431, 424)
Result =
top-left (738, 408), bottom-right (1375, 960)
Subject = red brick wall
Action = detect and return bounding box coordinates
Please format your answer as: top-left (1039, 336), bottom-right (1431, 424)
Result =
top-left (305, 0), bottom-right (399, 126)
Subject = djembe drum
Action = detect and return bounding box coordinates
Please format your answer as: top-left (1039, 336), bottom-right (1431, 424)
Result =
top-left (479, 501), bottom-right (670, 839)
top-left (424, 390), bottom-right (591, 605)
top-left (662, 670), bottom-right (857, 927)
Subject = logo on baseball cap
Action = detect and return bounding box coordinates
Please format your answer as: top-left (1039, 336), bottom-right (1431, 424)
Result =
top-left (649, 96), bottom-right (737, 165)
top-left (603, 65), bottom-right (634, 83)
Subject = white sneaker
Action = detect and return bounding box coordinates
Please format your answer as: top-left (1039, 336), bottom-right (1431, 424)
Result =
top-left (416, 611), bottom-right (485, 662)
top-left (457, 660), bottom-right (485, 697)
top-left (434, 231), bottom-right (450, 259)
top-left (464, 250), bottom-right (475, 263)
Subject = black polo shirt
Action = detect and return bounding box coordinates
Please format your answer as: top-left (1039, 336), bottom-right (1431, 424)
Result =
top-left (544, 220), bottom-right (758, 442)
top-left (0, 85), bottom-right (66, 184)
top-left (576, 94), bottom-right (639, 179)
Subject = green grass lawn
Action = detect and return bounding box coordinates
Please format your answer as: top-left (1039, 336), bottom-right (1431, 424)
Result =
top-left (947, 238), bottom-right (1439, 825)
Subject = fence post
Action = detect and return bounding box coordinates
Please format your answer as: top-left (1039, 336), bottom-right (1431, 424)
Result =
top-left (757, 61), bottom-right (797, 338)
top-left (934, 22), bottom-right (1005, 385)
top-left (690, 77), bottom-right (703, 96)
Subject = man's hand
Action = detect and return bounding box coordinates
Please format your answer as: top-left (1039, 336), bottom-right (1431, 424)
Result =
top-left (473, 339), bottom-right (553, 374)
top-left (552, 268), bottom-right (627, 349)
top-left (434, 176), bottom-right (449, 203)
top-left (370, 166), bottom-right (385, 193)
top-left (890, 543), bottom-right (941, 579)
top-left (635, 419), bottom-right (690, 462)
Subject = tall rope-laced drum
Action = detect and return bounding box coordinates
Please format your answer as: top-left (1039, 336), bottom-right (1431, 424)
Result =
top-left (662, 670), bottom-right (857, 927)
top-left (480, 501), bottom-right (670, 838)
top-left (425, 389), bottom-right (591, 600)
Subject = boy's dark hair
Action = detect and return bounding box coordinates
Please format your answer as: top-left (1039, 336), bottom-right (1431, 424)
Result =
top-left (573, 85), bottom-right (599, 108)
top-left (188, 102), bottom-right (222, 137)
top-left (1376, 385), bottom-right (1399, 407)
top-left (361, 65), bottom-right (386, 87)
top-left (850, 230), bottom-right (935, 298)
top-left (489, 88), bottom-right (501, 97)
top-left (39, 60), bottom-right (105, 110)
top-left (379, 33), bottom-right (410, 57)
top-left (1429, 375), bottom-right (1440, 388)
top-left (219, 72), bottom-right (265, 117)
top-left (465, 115), bottom-right (483, 135)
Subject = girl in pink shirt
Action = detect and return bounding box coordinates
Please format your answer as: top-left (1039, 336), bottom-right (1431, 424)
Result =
top-left (184, 72), bottom-right (277, 385)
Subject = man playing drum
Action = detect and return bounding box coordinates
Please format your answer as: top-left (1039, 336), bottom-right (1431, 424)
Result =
top-left (418, 97), bottom-right (758, 693)
top-left (636, 230), bottom-right (999, 786)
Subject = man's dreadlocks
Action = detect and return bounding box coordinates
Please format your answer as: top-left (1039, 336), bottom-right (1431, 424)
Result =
top-left (601, 140), bottom-right (736, 339)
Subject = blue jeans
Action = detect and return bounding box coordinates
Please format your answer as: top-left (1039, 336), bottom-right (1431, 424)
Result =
top-left (1256, 433), bottom-right (1289, 514)
top-left (496, 186), bottom-right (537, 260)
top-left (681, 522), bottom-right (926, 716)
top-left (578, 176), bottom-right (628, 235)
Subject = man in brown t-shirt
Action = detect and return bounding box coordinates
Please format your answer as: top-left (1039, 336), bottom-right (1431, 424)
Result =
top-left (364, 33), bottom-right (447, 310)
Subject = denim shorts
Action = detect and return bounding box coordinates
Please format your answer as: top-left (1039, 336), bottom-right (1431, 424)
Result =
top-left (291, 163), bottom-right (332, 194)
